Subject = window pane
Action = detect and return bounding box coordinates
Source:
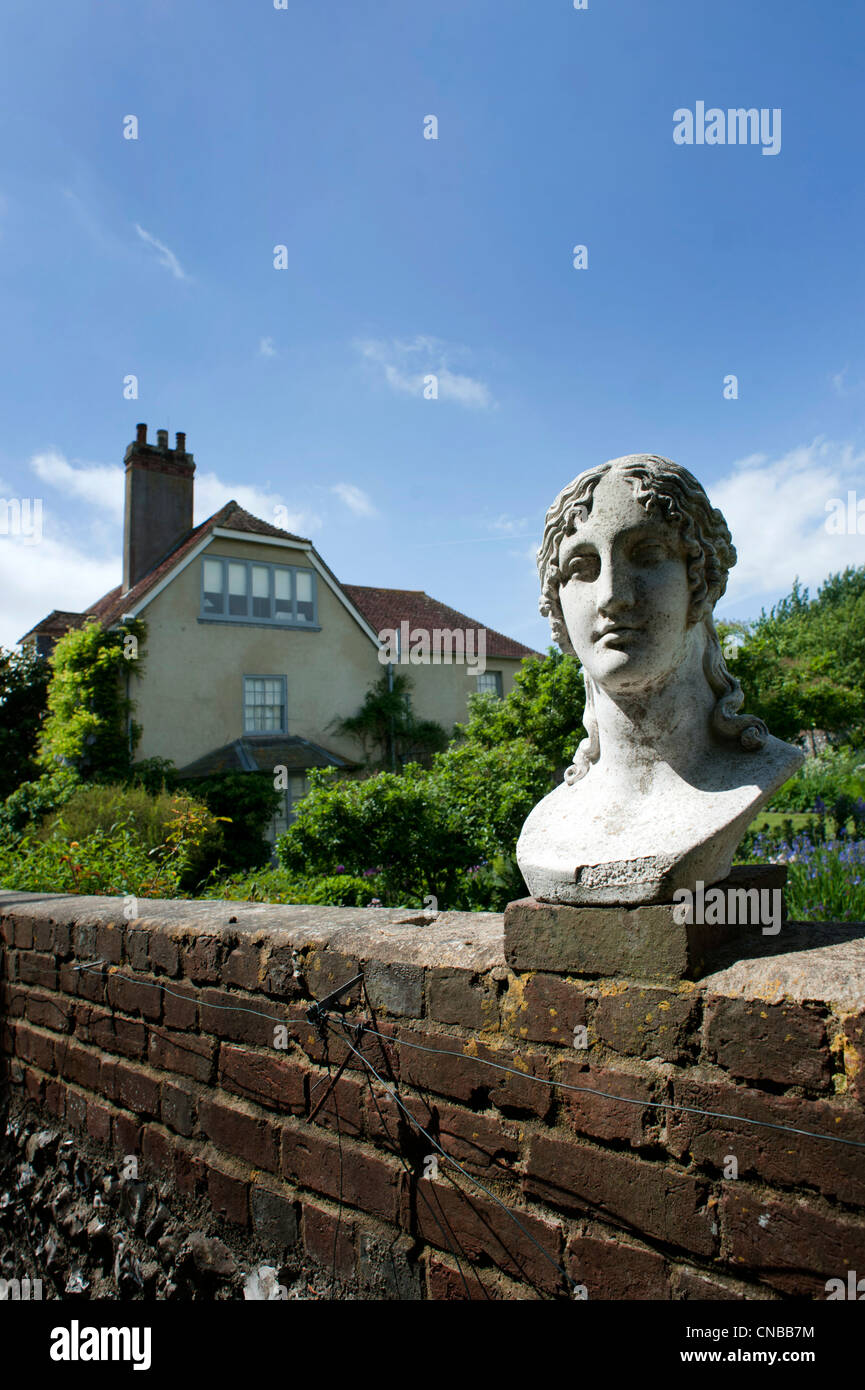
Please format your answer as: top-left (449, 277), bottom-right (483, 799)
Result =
top-left (476, 671), bottom-right (503, 698)
top-left (244, 677), bottom-right (285, 732)
top-left (228, 562), bottom-right (248, 616)
top-left (202, 559), bottom-right (224, 614)
top-left (274, 568), bottom-right (293, 621)
top-left (296, 569), bottom-right (314, 622)
top-left (251, 565), bottom-right (270, 618)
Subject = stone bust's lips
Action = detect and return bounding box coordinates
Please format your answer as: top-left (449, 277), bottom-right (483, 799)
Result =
top-left (593, 623), bottom-right (643, 640)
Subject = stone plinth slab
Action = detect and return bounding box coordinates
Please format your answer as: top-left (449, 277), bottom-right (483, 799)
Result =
top-left (504, 865), bottom-right (787, 983)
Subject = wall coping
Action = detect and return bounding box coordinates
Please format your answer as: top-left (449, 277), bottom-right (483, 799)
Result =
top-left (2, 890), bottom-right (864, 1010)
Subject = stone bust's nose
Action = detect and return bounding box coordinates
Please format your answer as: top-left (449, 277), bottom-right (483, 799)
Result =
top-left (595, 555), bottom-right (635, 616)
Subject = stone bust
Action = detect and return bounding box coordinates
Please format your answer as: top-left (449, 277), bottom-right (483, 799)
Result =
top-left (516, 454), bottom-right (804, 905)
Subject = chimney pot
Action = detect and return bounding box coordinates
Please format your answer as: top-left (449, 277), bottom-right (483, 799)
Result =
top-left (156, 429), bottom-right (169, 449)
top-left (175, 432), bottom-right (186, 453)
top-left (136, 423), bottom-right (147, 444)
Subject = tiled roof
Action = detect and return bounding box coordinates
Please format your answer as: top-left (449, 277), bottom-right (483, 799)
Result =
top-left (19, 504), bottom-right (539, 663)
top-left (340, 585), bottom-right (540, 661)
top-left (18, 609), bottom-right (87, 642)
top-left (19, 501), bottom-right (311, 641)
top-left (178, 736), bottom-right (356, 779)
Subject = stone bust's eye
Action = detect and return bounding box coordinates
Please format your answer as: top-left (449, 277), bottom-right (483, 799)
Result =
top-left (630, 539), bottom-right (669, 566)
top-left (565, 551), bottom-right (600, 582)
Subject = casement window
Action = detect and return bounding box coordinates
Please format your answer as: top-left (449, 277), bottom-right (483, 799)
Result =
top-left (201, 556), bottom-right (317, 627)
top-left (476, 670), bottom-right (503, 698)
top-left (243, 676), bottom-right (287, 734)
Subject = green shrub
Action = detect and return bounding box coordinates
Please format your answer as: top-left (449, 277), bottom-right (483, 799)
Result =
top-left (767, 746), bottom-right (865, 813)
top-left (201, 866), bottom-right (383, 907)
top-left (0, 767), bottom-right (80, 840)
top-left (181, 772), bottom-right (281, 873)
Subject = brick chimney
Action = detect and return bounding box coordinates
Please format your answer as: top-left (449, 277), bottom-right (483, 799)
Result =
top-left (122, 424), bottom-right (195, 592)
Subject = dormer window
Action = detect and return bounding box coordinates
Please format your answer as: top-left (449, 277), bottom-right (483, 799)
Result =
top-left (201, 556), bottom-right (318, 627)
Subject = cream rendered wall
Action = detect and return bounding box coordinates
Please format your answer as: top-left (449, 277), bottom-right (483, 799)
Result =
top-left (132, 537), bottom-right (381, 768)
top-left (132, 535), bottom-right (534, 768)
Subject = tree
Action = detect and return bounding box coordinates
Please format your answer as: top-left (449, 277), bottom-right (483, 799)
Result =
top-left (725, 569), bottom-right (865, 744)
top-left (454, 647), bottom-right (586, 774)
top-left (0, 647), bottom-right (50, 799)
top-left (331, 669), bottom-right (449, 769)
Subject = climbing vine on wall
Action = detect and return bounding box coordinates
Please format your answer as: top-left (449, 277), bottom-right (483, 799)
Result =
top-left (37, 618), bottom-right (147, 782)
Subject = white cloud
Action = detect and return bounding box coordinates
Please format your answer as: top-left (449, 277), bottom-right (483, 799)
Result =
top-left (134, 223), bottom-right (188, 281)
top-left (31, 450), bottom-right (124, 520)
top-left (712, 437), bottom-right (865, 613)
top-left (486, 513), bottom-right (532, 537)
top-left (330, 482), bottom-right (377, 518)
top-left (259, 336), bottom-right (277, 358)
top-left (0, 533), bottom-right (119, 650)
top-left (356, 335), bottom-right (494, 409)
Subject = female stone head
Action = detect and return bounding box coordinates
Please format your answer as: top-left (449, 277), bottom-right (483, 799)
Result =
top-left (537, 454), bottom-right (767, 782)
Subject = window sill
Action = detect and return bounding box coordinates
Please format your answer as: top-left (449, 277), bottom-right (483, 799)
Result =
top-left (197, 617), bottom-right (321, 632)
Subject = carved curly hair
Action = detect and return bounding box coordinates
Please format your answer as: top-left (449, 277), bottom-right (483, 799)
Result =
top-left (537, 454), bottom-right (768, 784)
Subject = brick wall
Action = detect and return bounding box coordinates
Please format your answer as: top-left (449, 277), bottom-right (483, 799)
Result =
top-left (2, 891), bottom-right (864, 1301)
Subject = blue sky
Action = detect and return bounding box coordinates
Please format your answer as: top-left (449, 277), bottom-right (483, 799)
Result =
top-left (1, 0), bottom-right (864, 653)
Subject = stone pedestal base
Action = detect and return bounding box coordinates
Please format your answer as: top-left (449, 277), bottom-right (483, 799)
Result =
top-left (504, 864), bottom-right (787, 983)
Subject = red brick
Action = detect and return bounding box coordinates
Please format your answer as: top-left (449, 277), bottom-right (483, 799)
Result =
top-left (76, 963), bottom-right (107, 1004)
top-left (558, 1059), bottom-right (663, 1148)
top-left (594, 983), bottom-right (701, 1063)
top-left (524, 1134), bottom-right (716, 1257)
top-left (111, 1060), bottom-right (160, 1118)
top-left (224, 942), bottom-right (261, 991)
top-left (566, 1228), bottom-right (670, 1299)
top-left (673, 1267), bottom-right (758, 1300)
top-left (502, 972), bottom-right (591, 1046)
top-left (142, 1123), bottom-right (176, 1176)
top-left (207, 1160), bottom-right (250, 1227)
top-left (25, 991), bottom-right (72, 1032)
top-left (14, 1022), bottom-right (56, 1072)
top-left (722, 1186), bottom-right (865, 1296)
top-left (426, 969), bottom-right (498, 1030)
top-left (172, 1141), bottom-right (205, 1197)
top-left (281, 1124), bottom-right (403, 1223)
top-left (43, 1077), bottom-right (63, 1115)
top-left (112, 1016), bottom-right (148, 1060)
top-left (308, 1070), bottom-right (365, 1136)
top-left (95, 923), bottom-right (123, 965)
top-left (413, 1178), bottom-right (564, 1294)
top-left (161, 1080), bottom-right (196, 1137)
top-left (18, 953), bottom-right (57, 990)
top-left (162, 980), bottom-right (198, 1030)
top-left (397, 1027), bottom-right (551, 1117)
top-left (364, 1087), bottom-right (520, 1179)
top-left (106, 971), bottom-right (162, 1021)
top-left (201, 988), bottom-right (284, 1047)
top-left (667, 1073), bottom-right (865, 1206)
top-left (199, 1096), bottom-right (278, 1171)
top-left (86, 1098), bottom-right (113, 1145)
top-left (426, 1252), bottom-right (526, 1300)
top-left (112, 1110), bottom-right (142, 1156)
top-left (1, 984), bottom-right (25, 1018)
top-left (302, 1199), bottom-right (356, 1279)
top-left (148, 1027), bottom-right (215, 1084)
top-left (704, 995), bottom-right (831, 1090)
top-left (58, 1039), bottom-right (102, 1092)
top-left (149, 932), bottom-right (180, 977)
top-left (182, 936), bottom-right (226, 984)
top-left (12, 916), bottom-right (34, 949)
top-left (219, 1044), bottom-right (307, 1114)
top-left (66, 1088), bottom-right (87, 1132)
top-left (843, 1009), bottom-right (865, 1105)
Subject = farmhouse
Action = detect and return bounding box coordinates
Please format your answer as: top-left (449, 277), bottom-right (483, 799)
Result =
top-left (20, 425), bottom-right (538, 835)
